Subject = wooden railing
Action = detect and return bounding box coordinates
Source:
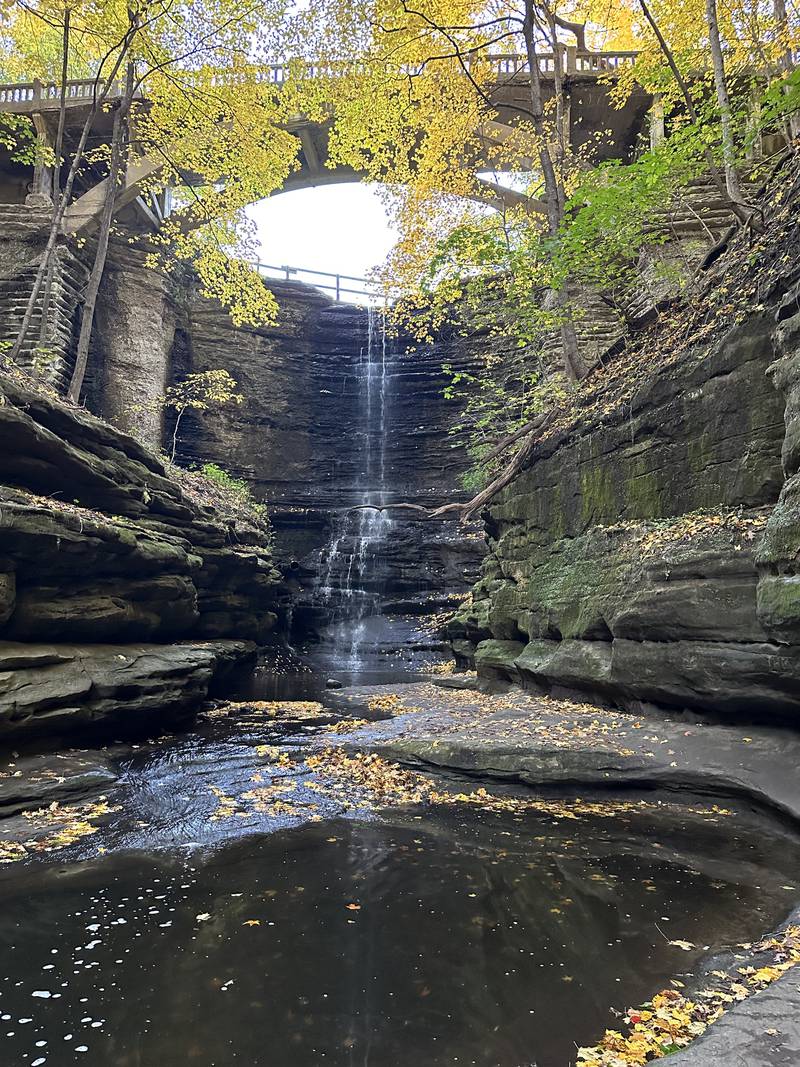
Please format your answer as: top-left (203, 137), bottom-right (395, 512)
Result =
top-left (0, 51), bottom-right (639, 112)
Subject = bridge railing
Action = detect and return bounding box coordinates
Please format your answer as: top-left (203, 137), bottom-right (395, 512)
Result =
top-left (253, 261), bottom-right (381, 303)
top-left (0, 51), bottom-right (640, 111)
top-left (0, 77), bottom-right (133, 109)
top-left (482, 49), bottom-right (638, 77)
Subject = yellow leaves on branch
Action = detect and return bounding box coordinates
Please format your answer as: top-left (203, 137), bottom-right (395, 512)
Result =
top-left (1, 0), bottom-right (301, 331)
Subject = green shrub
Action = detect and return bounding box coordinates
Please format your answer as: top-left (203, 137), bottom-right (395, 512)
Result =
top-left (199, 462), bottom-right (252, 499)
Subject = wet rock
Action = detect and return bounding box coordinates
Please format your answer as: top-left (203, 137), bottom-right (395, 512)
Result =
top-left (0, 373), bottom-right (287, 646)
top-left (153, 281), bottom-right (486, 626)
top-left (325, 678), bottom-right (343, 689)
top-left (0, 639), bottom-right (253, 742)
top-left (666, 973), bottom-right (800, 1066)
top-left (329, 682), bottom-right (800, 823)
top-left (757, 287), bottom-right (800, 647)
top-left (0, 370), bottom-right (287, 738)
top-left (450, 300), bottom-right (800, 718)
top-left (0, 750), bottom-right (118, 816)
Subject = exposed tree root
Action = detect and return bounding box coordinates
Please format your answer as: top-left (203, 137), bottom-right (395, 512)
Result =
top-left (349, 410), bottom-right (557, 522)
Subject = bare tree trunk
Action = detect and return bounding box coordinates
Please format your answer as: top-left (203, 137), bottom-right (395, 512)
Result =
top-left (67, 62), bottom-right (135, 403)
top-left (545, 9), bottom-right (567, 216)
top-left (9, 21), bottom-right (138, 366)
top-left (521, 2), bottom-right (560, 236)
top-left (705, 0), bottom-right (748, 207)
top-left (170, 407), bottom-right (185, 462)
top-left (636, 0), bottom-right (749, 223)
top-left (522, 0), bottom-right (586, 379)
top-left (38, 6), bottom-right (71, 351)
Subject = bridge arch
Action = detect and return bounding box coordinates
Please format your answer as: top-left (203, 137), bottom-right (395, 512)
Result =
top-left (0, 51), bottom-right (651, 234)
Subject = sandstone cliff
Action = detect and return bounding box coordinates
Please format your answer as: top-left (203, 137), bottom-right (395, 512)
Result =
top-left (0, 371), bottom-right (287, 740)
top-left (448, 163), bottom-right (800, 718)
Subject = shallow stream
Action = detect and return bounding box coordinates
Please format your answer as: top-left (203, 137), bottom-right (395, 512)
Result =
top-left (2, 670), bottom-right (800, 1067)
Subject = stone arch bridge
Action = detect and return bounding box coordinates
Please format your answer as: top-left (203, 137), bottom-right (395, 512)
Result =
top-left (0, 49), bottom-right (651, 235)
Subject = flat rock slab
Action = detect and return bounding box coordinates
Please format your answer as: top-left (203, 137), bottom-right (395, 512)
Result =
top-left (0, 750), bottom-right (118, 816)
top-left (323, 681), bottom-right (800, 823)
top-left (666, 971), bottom-right (800, 1066)
top-left (0, 639), bottom-right (254, 742)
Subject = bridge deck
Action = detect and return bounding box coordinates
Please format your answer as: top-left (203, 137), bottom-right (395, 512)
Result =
top-left (0, 51), bottom-right (638, 114)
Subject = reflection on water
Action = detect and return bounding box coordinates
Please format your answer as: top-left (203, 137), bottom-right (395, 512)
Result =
top-left (2, 803), bottom-right (800, 1067)
top-left (233, 625), bottom-right (445, 702)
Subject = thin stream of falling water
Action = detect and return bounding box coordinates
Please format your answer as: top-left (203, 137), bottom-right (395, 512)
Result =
top-left (317, 306), bottom-right (392, 667)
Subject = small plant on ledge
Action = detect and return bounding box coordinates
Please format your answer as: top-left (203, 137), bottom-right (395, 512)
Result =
top-left (162, 369), bottom-right (244, 462)
top-left (198, 462), bottom-right (251, 497)
top-left (170, 461), bottom-right (272, 548)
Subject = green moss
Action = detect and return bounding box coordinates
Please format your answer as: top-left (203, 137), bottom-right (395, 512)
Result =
top-left (549, 482), bottom-right (566, 539)
top-left (757, 574), bottom-right (800, 633)
top-left (580, 466), bottom-right (617, 526)
top-left (624, 469), bottom-right (662, 519)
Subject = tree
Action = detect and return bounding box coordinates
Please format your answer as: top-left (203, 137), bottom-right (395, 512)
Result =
top-left (283, 0), bottom-right (798, 517)
top-left (67, 59), bottom-right (136, 402)
top-left (0, 0), bottom-right (301, 396)
top-left (161, 369), bottom-right (244, 462)
top-left (285, 0), bottom-right (596, 379)
top-left (4, 1), bottom-right (145, 368)
top-left (704, 0), bottom-right (748, 211)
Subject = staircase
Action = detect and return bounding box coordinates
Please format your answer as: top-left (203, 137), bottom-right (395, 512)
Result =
top-left (0, 205), bottom-right (87, 393)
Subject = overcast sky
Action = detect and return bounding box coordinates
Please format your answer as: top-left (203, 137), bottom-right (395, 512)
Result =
top-left (247, 183), bottom-right (398, 286)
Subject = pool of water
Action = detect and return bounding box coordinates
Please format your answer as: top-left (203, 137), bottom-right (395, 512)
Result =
top-left (2, 691), bottom-right (800, 1066)
top-left (232, 623), bottom-right (447, 702)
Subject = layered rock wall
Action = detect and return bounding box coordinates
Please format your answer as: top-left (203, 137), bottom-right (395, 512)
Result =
top-left (159, 278), bottom-right (486, 625)
top-left (0, 205), bottom-right (88, 392)
top-left (449, 193), bottom-right (800, 718)
top-left (0, 372), bottom-right (287, 739)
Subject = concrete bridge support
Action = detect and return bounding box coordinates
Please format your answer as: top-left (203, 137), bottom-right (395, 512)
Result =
top-left (88, 245), bottom-right (176, 449)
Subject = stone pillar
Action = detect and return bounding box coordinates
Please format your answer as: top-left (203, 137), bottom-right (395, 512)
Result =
top-left (27, 110), bottom-right (54, 207)
top-left (746, 88), bottom-right (763, 161)
top-left (649, 94), bottom-right (665, 150)
top-left (561, 88), bottom-right (572, 152)
top-left (91, 248), bottom-right (176, 450)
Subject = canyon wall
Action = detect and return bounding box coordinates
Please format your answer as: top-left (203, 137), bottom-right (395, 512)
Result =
top-left (448, 186), bottom-right (800, 719)
top-left (0, 371), bottom-right (287, 740)
top-left (5, 179), bottom-right (796, 719)
top-left (81, 254), bottom-right (486, 635)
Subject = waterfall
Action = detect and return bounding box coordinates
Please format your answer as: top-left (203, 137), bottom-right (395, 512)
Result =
top-left (317, 305), bottom-right (392, 666)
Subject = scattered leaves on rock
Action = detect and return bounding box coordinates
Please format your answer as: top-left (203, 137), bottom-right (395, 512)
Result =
top-left (577, 926), bottom-right (800, 1065)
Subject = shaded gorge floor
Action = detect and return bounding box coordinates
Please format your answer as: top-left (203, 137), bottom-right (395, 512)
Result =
top-left (1, 676), bottom-right (800, 1066)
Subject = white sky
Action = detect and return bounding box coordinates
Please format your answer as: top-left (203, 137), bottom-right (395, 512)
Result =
top-left (247, 183), bottom-right (398, 282)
